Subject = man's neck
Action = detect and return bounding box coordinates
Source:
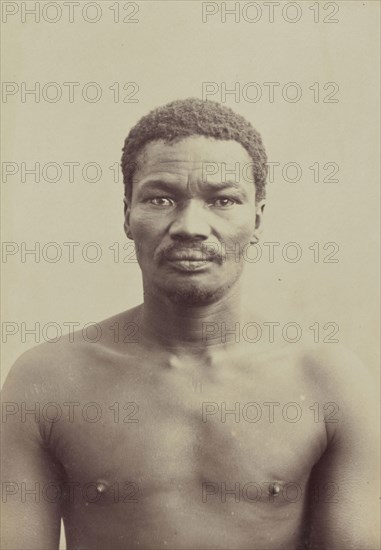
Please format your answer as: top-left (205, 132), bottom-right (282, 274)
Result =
top-left (139, 284), bottom-right (246, 354)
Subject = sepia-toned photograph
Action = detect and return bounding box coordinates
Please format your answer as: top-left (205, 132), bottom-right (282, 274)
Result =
top-left (1, 1), bottom-right (380, 549)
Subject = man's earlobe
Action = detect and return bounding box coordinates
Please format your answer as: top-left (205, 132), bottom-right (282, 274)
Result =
top-left (251, 200), bottom-right (265, 243)
top-left (123, 197), bottom-right (133, 240)
top-left (124, 220), bottom-right (133, 240)
top-left (255, 199), bottom-right (265, 228)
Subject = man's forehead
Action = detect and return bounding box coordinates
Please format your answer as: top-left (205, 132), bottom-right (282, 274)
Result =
top-left (135, 136), bottom-right (252, 170)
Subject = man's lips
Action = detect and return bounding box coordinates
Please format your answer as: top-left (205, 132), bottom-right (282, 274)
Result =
top-left (165, 253), bottom-right (214, 272)
top-left (167, 259), bottom-right (211, 272)
top-left (158, 246), bottom-right (223, 270)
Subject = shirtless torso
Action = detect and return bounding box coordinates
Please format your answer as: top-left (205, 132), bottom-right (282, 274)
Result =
top-left (2, 125), bottom-right (379, 549)
top-left (2, 307), bottom-right (379, 550)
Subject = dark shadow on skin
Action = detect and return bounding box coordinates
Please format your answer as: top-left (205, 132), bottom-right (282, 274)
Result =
top-left (298, 472), bottom-right (314, 550)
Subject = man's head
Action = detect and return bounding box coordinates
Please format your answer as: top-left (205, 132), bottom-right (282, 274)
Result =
top-left (121, 98), bottom-right (268, 306)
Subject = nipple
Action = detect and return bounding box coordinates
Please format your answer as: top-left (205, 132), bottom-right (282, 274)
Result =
top-left (269, 482), bottom-right (281, 496)
top-left (95, 480), bottom-right (109, 494)
top-left (167, 355), bottom-right (181, 369)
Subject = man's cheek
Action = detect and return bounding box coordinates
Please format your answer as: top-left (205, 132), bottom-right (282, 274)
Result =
top-left (224, 224), bottom-right (253, 247)
top-left (219, 231), bottom-right (252, 264)
top-left (131, 209), bottom-right (164, 233)
top-left (133, 239), bottom-right (152, 263)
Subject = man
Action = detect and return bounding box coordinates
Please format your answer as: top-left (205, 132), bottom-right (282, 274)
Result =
top-left (2, 98), bottom-right (379, 549)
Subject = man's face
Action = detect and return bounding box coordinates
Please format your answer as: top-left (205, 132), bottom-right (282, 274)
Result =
top-left (125, 136), bottom-right (264, 305)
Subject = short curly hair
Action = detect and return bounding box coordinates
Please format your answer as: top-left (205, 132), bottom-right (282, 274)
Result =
top-left (121, 97), bottom-right (268, 202)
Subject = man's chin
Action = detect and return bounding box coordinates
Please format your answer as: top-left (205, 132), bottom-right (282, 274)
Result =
top-left (162, 282), bottom-right (226, 306)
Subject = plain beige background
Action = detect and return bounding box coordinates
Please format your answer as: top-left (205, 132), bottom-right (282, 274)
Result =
top-left (1, 2), bottom-right (380, 546)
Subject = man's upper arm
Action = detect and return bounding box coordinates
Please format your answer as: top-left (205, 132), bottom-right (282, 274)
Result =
top-left (1, 351), bottom-right (64, 550)
top-left (306, 347), bottom-right (380, 549)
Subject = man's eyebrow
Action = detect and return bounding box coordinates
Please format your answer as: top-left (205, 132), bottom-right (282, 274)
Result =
top-left (137, 180), bottom-right (180, 193)
top-left (201, 181), bottom-right (245, 191)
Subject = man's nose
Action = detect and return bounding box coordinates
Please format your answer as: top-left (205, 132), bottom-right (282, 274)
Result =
top-left (169, 200), bottom-right (211, 240)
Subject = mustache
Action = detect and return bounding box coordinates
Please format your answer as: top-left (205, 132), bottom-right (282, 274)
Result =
top-left (158, 243), bottom-right (223, 264)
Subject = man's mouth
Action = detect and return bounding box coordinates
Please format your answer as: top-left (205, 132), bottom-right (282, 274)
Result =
top-left (166, 254), bottom-right (213, 272)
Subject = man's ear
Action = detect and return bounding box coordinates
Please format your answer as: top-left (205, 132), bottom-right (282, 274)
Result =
top-left (123, 196), bottom-right (133, 240)
top-left (251, 200), bottom-right (265, 243)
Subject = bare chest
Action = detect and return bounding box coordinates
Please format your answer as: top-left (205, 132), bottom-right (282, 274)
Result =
top-left (52, 355), bottom-right (326, 508)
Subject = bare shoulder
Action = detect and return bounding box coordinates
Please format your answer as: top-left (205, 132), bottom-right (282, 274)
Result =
top-left (298, 343), bottom-right (377, 402)
top-left (2, 305), bottom-right (144, 403)
top-left (296, 343), bottom-right (379, 443)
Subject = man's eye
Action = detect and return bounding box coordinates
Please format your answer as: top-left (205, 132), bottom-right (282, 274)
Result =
top-left (149, 197), bottom-right (174, 207)
top-left (210, 197), bottom-right (237, 208)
